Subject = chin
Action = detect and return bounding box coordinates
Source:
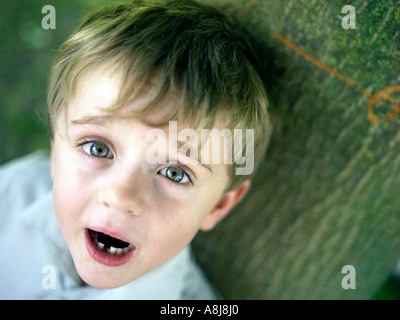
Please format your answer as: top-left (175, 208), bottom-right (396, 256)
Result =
top-left (75, 261), bottom-right (135, 289)
top-left (69, 248), bottom-right (136, 289)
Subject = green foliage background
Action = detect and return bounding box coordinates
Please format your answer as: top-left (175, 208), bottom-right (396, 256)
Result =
top-left (0, 0), bottom-right (113, 164)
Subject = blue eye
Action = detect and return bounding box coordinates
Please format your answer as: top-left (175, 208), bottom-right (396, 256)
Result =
top-left (159, 166), bottom-right (191, 184)
top-left (82, 142), bottom-right (113, 159)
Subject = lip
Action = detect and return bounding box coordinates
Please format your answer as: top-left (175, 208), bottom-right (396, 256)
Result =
top-left (88, 226), bottom-right (132, 244)
top-left (84, 228), bottom-right (137, 267)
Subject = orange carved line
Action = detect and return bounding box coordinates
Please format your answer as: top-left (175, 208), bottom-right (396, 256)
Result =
top-left (270, 31), bottom-right (373, 97)
top-left (367, 85), bottom-right (400, 124)
top-left (270, 31), bottom-right (400, 124)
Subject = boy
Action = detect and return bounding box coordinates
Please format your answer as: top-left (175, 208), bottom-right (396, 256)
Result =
top-left (0, 0), bottom-right (271, 299)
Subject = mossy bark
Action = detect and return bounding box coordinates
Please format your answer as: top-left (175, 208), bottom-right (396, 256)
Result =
top-left (193, 0), bottom-right (400, 299)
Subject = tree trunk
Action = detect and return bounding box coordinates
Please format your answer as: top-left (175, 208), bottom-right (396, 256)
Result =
top-left (193, 0), bottom-right (400, 299)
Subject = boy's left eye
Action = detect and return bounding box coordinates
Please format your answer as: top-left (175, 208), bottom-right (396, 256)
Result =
top-left (158, 166), bottom-right (191, 184)
top-left (82, 142), bottom-right (114, 159)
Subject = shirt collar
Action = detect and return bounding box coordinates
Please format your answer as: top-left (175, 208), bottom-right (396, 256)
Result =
top-left (18, 191), bottom-right (83, 286)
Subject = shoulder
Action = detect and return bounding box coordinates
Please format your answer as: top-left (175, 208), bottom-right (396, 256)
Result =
top-left (180, 250), bottom-right (219, 300)
top-left (0, 150), bottom-right (52, 214)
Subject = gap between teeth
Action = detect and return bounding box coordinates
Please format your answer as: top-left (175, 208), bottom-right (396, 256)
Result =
top-left (91, 232), bottom-right (134, 255)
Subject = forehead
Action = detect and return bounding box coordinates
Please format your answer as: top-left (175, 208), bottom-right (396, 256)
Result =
top-left (68, 66), bottom-right (174, 124)
top-left (72, 68), bottom-right (120, 112)
top-left (66, 64), bottom-right (229, 134)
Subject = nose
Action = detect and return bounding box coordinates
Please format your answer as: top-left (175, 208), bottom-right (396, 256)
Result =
top-left (97, 170), bottom-right (146, 216)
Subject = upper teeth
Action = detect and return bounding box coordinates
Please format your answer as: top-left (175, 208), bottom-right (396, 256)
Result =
top-left (90, 230), bottom-right (135, 255)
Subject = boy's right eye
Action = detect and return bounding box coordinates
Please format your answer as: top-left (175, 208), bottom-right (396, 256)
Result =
top-left (82, 142), bottom-right (114, 159)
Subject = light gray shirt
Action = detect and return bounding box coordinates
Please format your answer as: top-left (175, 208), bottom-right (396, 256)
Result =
top-left (0, 151), bottom-right (216, 299)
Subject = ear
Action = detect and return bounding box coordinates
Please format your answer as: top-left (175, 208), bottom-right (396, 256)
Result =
top-left (200, 179), bottom-right (251, 231)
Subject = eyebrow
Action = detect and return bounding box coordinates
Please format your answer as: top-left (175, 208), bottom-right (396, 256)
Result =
top-left (69, 115), bottom-right (111, 127)
top-left (174, 137), bottom-right (217, 174)
top-left (179, 153), bottom-right (213, 174)
top-left (197, 162), bottom-right (213, 174)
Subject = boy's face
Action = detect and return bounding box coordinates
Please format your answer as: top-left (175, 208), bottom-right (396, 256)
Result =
top-left (50, 66), bottom-right (250, 288)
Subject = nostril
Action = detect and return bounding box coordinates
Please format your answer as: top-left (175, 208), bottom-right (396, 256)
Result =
top-left (96, 172), bottom-right (148, 216)
top-left (97, 186), bottom-right (139, 215)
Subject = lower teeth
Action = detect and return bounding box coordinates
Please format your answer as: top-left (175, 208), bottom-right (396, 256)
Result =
top-left (90, 230), bottom-right (135, 255)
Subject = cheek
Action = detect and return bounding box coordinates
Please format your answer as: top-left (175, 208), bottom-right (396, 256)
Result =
top-left (143, 214), bottom-right (196, 268)
top-left (145, 197), bottom-right (213, 258)
top-left (53, 173), bottom-right (81, 238)
top-left (52, 152), bottom-right (92, 234)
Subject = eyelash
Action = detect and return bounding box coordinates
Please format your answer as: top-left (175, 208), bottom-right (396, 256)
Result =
top-left (159, 166), bottom-right (192, 185)
top-left (77, 138), bottom-right (114, 159)
top-left (76, 138), bottom-right (192, 185)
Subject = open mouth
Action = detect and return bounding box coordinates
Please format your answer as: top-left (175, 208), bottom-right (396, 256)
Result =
top-left (88, 229), bottom-right (135, 255)
top-left (85, 228), bottom-right (137, 266)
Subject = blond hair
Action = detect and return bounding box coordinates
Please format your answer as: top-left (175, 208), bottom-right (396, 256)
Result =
top-left (47, 0), bottom-right (272, 190)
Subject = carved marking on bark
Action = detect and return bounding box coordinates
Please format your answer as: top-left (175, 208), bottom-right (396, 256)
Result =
top-left (270, 31), bottom-right (400, 124)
